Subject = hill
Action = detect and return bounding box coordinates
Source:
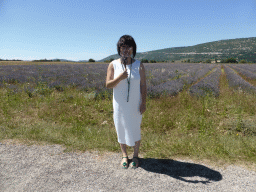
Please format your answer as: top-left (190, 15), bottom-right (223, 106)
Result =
top-left (52, 59), bottom-right (76, 62)
top-left (98, 37), bottom-right (256, 63)
top-left (78, 60), bottom-right (88, 62)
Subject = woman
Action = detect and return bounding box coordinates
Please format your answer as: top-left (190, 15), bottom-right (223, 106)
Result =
top-left (106, 35), bottom-right (147, 169)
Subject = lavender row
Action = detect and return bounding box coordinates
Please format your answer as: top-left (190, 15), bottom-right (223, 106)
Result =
top-left (223, 65), bottom-right (256, 94)
top-left (0, 62), bottom-right (200, 89)
top-left (229, 64), bottom-right (256, 73)
top-left (144, 63), bottom-right (196, 86)
top-left (189, 65), bottom-right (221, 97)
top-left (0, 63), bottom-right (109, 92)
top-left (0, 62), bottom-right (217, 98)
top-left (228, 65), bottom-right (256, 80)
top-left (147, 64), bottom-right (217, 96)
top-left (144, 63), bottom-right (217, 87)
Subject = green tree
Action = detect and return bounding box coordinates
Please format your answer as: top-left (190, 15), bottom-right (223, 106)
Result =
top-left (89, 58), bottom-right (95, 62)
top-left (220, 59), bottom-right (225, 63)
top-left (141, 59), bottom-right (149, 63)
top-left (225, 58), bottom-right (237, 63)
top-left (205, 59), bottom-right (211, 63)
top-left (239, 59), bottom-right (247, 64)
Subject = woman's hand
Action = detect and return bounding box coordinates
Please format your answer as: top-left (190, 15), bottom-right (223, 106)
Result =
top-left (140, 102), bottom-right (146, 115)
top-left (118, 68), bottom-right (128, 81)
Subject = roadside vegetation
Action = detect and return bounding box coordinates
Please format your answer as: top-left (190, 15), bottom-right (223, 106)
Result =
top-left (0, 62), bottom-right (255, 171)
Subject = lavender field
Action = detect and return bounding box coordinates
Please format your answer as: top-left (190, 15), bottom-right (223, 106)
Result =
top-left (1, 61), bottom-right (256, 166)
top-left (1, 62), bottom-right (256, 98)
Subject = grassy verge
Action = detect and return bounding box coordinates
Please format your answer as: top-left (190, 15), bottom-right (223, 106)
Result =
top-left (0, 65), bottom-right (255, 170)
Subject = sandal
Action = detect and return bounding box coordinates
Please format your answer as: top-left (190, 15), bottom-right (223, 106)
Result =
top-left (131, 157), bottom-right (139, 169)
top-left (121, 156), bottom-right (128, 169)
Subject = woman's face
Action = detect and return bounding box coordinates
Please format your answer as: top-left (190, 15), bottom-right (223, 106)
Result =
top-left (120, 45), bottom-right (133, 58)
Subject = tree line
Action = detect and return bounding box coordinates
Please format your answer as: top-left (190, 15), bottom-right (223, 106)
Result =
top-left (102, 57), bottom-right (252, 64)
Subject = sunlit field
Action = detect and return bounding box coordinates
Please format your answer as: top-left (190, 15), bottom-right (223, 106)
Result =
top-left (0, 61), bottom-right (255, 170)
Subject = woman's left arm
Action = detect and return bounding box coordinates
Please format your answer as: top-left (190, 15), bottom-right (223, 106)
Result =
top-left (140, 62), bottom-right (147, 114)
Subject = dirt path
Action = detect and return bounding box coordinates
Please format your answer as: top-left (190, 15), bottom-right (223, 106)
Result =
top-left (1, 139), bottom-right (255, 192)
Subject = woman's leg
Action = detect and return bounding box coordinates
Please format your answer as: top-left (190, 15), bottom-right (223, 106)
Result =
top-left (133, 140), bottom-right (140, 157)
top-left (120, 143), bottom-right (128, 167)
top-left (132, 140), bottom-right (140, 168)
top-left (120, 143), bottom-right (128, 157)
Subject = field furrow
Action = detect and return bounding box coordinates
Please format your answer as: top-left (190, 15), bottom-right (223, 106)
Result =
top-left (189, 65), bottom-right (221, 97)
top-left (223, 65), bottom-right (256, 94)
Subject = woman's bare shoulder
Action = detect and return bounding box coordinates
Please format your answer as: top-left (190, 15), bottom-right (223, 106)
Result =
top-left (108, 61), bottom-right (114, 69)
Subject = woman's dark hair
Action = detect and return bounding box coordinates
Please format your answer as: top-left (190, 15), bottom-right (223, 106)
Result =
top-left (117, 35), bottom-right (137, 58)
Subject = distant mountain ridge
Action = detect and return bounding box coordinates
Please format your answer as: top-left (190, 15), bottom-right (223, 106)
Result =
top-left (77, 60), bottom-right (88, 62)
top-left (30, 59), bottom-right (88, 62)
top-left (52, 59), bottom-right (88, 62)
top-left (53, 59), bottom-right (89, 62)
top-left (98, 37), bottom-right (256, 63)
top-left (53, 59), bottom-right (75, 62)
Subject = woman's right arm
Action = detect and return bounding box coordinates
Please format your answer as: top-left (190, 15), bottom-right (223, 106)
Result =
top-left (106, 63), bottom-right (128, 88)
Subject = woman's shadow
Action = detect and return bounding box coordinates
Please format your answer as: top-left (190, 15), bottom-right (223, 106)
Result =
top-left (136, 158), bottom-right (222, 184)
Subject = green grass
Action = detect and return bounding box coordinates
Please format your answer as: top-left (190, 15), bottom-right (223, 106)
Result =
top-left (0, 64), bottom-right (256, 171)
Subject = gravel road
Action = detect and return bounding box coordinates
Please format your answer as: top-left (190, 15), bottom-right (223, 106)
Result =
top-left (0, 139), bottom-right (255, 192)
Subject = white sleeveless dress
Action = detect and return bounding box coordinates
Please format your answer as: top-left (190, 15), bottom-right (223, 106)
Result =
top-left (112, 59), bottom-right (142, 146)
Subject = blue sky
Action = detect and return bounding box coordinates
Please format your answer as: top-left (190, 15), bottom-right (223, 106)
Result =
top-left (1, 0), bottom-right (255, 61)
